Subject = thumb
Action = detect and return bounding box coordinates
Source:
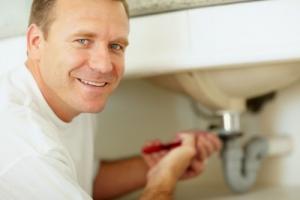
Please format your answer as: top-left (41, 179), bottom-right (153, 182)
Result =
top-left (177, 133), bottom-right (195, 148)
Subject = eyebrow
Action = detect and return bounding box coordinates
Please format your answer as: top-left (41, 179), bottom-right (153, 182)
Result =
top-left (70, 31), bottom-right (98, 39)
top-left (114, 38), bottom-right (129, 47)
top-left (70, 31), bottom-right (129, 47)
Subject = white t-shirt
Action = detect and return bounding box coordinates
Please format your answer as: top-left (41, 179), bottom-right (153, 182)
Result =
top-left (0, 66), bottom-right (98, 199)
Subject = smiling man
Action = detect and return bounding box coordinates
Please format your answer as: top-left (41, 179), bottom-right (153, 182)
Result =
top-left (27, 0), bottom-right (129, 122)
top-left (0, 0), bottom-right (222, 199)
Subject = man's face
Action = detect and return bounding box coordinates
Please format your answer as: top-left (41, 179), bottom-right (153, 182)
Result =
top-left (36, 0), bottom-right (129, 119)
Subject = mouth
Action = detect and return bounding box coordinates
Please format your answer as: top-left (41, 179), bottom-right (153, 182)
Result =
top-left (77, 78), bottom-right (108, 87)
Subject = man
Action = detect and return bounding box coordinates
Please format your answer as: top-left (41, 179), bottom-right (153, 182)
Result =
top-left (0, 0), bottom-right (222, 199)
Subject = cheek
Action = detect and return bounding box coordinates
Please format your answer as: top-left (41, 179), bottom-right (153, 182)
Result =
top-left (39, 48), bottom-right (61, 85)
top-left (112, 55), bottom-right (125, 77)
top-left (40, 50), bottom-right (87, 88)
top-left (117, 64), bottom-right (124, 78)
top-left (64, 50), bottom-right (88, 72)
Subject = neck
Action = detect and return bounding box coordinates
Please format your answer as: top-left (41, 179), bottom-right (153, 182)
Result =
top-left (25, 59), bottom-right (78, 122)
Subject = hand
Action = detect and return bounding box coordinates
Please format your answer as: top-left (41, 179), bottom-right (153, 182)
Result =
top-left (181, 131), bottom-right (222, 179)
top-left (145, 133), bottom-right (197, 189)
top-left (141, 134), bottom-right (197, 199)
top-left (142, 131), bottom-right (222, 180)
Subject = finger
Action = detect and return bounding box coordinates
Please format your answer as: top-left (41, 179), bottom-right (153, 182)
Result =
top-left (189, 158), bottom-right (205, 174)
top-left (181, 170), bottom-right (196, 180)
top-left (142, 154), bottom-right (156, 167)
top-left (199, 134), bottom-right (215, 157)
top-left (142, 145), bottom-right (164, 167)
top-left (158, 150), bottom-right (168, 158)
top-left (151, 152), bottom-right (164, 165)
top-left (151, 151), bottom-right (167, 163)
top-left (181, 160), bottom-right (205, 180)
top-left (177, 133), bottom-right (196, 147)
top-left (195, 131), bottom-right (219, 157)
top-left (207, 134), bottom-right (223, 151)
top-left (196, 136), bottom-right (208, 161)
top-left (209, 133), bottom-right (223, 149)
top-left (152, 152), bottom-right (163, 162)
top-left (142, 141), bottom-right (155, 166)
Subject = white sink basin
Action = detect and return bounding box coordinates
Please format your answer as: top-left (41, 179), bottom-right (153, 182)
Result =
top-left (149, 61), bottom-right (300, 112)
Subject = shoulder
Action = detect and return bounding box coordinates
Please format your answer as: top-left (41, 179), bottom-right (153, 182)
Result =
top-left (0, 67), bottom-right (78, 181)
top-left (0, 67), bottom-right (36, 114)
top-left (1, 103), bottom-right (61, 148)
top-left (0, 153), bottom-right (92, 200)
top-left (0, 67), bottom-right (60, 151)
top-left (0, 104), bottom-right (72, 174)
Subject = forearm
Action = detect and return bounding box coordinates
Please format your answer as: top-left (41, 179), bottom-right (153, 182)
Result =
top-left (140, 176), bottom-right (176, 200)
top-left (93, 156), bottom-right (149, 200)
top-left (140, 189), bottom-right (173, 200)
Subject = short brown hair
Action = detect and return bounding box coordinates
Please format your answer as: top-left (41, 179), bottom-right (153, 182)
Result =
top-left (29, 0), bottom-right (129, 38)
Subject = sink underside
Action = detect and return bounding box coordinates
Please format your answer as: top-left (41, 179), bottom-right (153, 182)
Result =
top-left (149, 61), bottom-right (300, 111)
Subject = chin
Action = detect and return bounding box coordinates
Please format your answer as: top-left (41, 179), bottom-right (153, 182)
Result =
top-left (82, 102), bottom-right (106, 114)
top-left (89, 106), bottom-right (105, 114)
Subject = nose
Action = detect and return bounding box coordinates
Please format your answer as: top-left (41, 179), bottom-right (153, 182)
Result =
top-left (89, 45), bottom-right (113, 73)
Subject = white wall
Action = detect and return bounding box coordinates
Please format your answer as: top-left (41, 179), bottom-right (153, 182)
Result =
top-left (0, 36), bottom-right (26, 73)
top-left (253, 81), bottom-right (300, 186)
top-left (0, 0), bottom-right (31, 39)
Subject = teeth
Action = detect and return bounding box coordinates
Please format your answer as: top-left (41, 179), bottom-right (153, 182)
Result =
top-left (79, 79), bottom-right (106, 87)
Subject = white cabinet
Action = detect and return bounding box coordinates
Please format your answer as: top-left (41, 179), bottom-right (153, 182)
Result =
top-left (125, 0), bottom-right (300, 78)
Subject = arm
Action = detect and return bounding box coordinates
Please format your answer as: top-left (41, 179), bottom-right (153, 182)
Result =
top-left (93, 156), bottom-right (149, 200)
top-left (140, 183), bottom-right (174, 200)
top-left (93, 131), bottom-right (222, 200)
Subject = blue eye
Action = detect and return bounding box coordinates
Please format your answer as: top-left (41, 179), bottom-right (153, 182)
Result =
top-left (76, 39), bottom-right (89, 46)
top-left (111, 43), bottom-right (123, 51)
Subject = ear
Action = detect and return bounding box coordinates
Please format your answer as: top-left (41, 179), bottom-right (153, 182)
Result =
top-left (26, 24), bottom-right (44, 60)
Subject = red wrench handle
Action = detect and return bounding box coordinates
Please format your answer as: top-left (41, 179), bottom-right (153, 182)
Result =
top-left (142, 141), bottom-right (182, 154)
